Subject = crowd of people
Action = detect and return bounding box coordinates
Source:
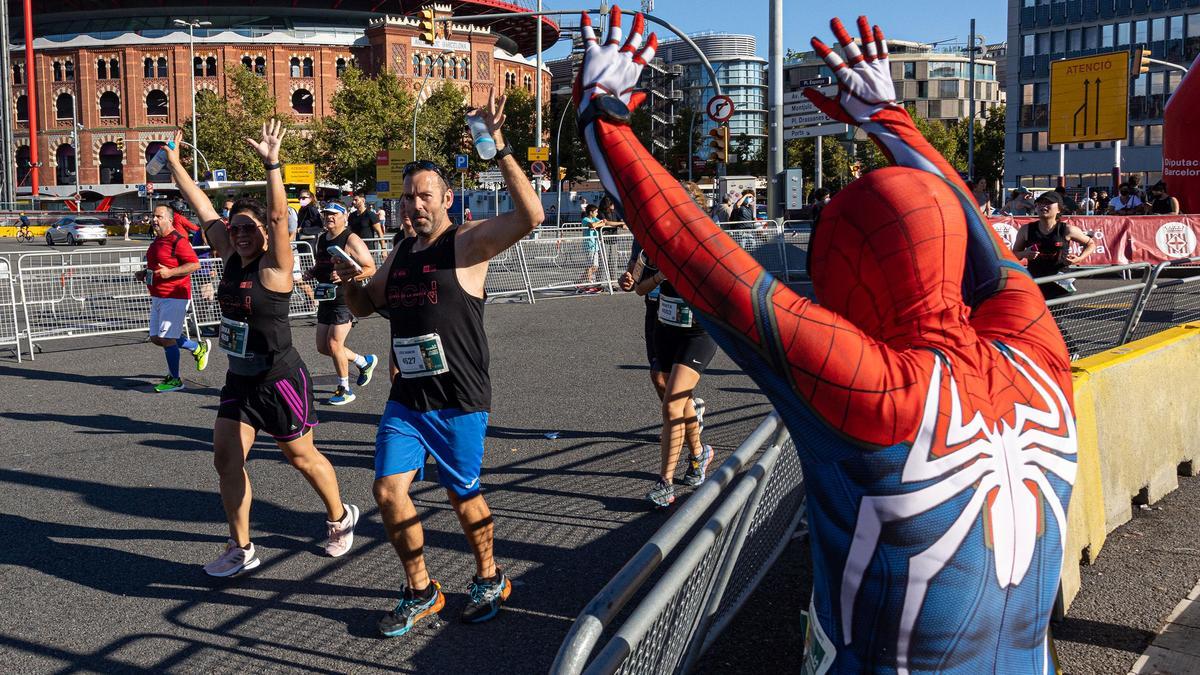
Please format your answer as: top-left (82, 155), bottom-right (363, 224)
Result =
top-left (990, 177), bottom-right (1181, 217)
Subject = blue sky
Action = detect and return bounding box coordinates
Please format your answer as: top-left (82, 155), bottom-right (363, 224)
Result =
top-left (542, 1), bottom-right (1008, 59)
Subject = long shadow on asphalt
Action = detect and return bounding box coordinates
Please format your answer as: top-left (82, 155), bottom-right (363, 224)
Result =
top-left (0, 364), bottom-right (220, 396)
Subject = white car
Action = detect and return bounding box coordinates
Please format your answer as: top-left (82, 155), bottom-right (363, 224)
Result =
top-left (46, 216), bottom-right (108, 246)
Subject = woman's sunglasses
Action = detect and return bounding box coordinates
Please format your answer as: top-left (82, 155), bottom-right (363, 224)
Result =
top-left (226, 221), bottom-right (262, 235)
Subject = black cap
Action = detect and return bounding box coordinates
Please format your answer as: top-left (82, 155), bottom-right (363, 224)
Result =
top-left (1035, 190), bottom-right (1063, 205)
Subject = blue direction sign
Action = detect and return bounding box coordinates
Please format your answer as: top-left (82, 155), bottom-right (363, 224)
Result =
top-left (213, 168), bottom-right (228, 181)
top-left (455, 154), bottom-right (469, 170)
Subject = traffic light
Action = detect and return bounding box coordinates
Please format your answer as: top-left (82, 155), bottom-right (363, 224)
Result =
top-left (419, 8), bottom-right (436, 43)
top-left (557, 166), bottom-right (567, 181)
top-left (114, 138), bottom-right (125, 153)
top-left (708, 125), bottom-right (729, 164)
top-left (1132, 47), bottom-right (1151, 79)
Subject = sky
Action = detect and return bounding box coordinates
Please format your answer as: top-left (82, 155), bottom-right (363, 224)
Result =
top-left (542, 1), bottom-right (1009, 60)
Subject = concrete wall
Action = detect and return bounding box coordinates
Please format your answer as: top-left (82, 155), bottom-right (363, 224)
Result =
top-left (1061, 325), bottom-right (1200, 611)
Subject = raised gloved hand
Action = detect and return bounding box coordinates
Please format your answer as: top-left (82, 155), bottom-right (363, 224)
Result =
top-left (802, 16), bottom-right (902, 127)
top-left (574, 6), bottom-right (657, 116)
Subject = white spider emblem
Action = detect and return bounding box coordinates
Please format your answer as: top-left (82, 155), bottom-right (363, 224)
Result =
top-left (839, 345), bottom-right (1077, 674)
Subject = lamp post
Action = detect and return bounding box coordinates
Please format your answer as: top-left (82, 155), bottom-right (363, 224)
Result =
top-left (552, 87), bottom-right (573, 227)
top-left (72, 100), bottom-right (81, 204)
top-left (174, 19), bottom-right (211, 181)
top-left (411, 49), bottom-right (454, 160)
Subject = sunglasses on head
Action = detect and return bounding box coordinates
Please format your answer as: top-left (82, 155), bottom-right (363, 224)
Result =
top-left (403, 160), bottom-right (450, 184)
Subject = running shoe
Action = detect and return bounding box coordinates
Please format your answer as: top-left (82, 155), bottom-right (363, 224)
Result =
top-left (646, 479), bottom-right (676, 508)
top-left (324, 503), bottom-right (360, 558)
top-left (693, 397), bottom-right (706, 433)
top-left (154, 376), bottom-right (184, 393)
top-left (328, 386), bottom-right (356, 405)
top-left (461, 568), bottom-right (512, 624)
top-left (193, 339), bottom-right (211, 372)
top-left (681, 444), bottom-right (715, 487)
top-left (203, 539), bottom-right (260, 577)
top-left (356, 354), bottom-right (378, 387)
top-left (379, 582), bottom-right (445, 637)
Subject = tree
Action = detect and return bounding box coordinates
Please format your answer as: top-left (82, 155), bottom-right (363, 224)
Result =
top-left (786, 135), bottom-right (852, 199)
top-left (496, 87), bottom-right (547, 173)
top-left (309, 66), bottom-right (414, 192)
top-left (966, 105), bottom-right (1006, 190)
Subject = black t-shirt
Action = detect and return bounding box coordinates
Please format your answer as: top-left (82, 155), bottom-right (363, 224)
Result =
top-left (347, 208), bottom-right (380, 241)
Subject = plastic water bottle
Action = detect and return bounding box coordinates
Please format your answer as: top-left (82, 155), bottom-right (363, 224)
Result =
top-left (145, 141), bottom-right (174, 177)
top-left (466, 112), bottom-right (496, 160)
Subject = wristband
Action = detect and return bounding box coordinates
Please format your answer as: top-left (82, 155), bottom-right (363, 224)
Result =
top-left (494, 145), bottom-right (513, 162)
top-left (264, 161), bottom-right (282, 171)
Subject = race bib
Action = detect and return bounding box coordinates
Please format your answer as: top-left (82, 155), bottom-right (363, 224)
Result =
top-left (658, 295), bottom-right (694, 328)
top-left (218, 317), bottom-right (250, 357)
top-left (392, 333), bottom-right (450, 379)
top-left (801, 596), bottom-right (836, 675)
top-left (314, 282), bottom-right (338, 302)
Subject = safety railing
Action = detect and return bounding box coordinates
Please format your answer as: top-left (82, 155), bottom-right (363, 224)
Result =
top-left (551, 415), bottom-right (805, 675)
top-left (0, 257), bottom-right (21, 362)
top-left (1039, 263), bottom-right (1155, 359)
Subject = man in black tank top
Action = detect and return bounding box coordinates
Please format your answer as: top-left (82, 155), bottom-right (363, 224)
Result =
top-left (338, 91), bottom-right (545, 636)
top-left (307, 202), bottom-right (378, 405)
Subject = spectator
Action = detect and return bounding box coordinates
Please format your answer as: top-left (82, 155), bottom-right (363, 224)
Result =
top-left (1147, 181), bottom-right (1181, 215)
top-left (295, 191), bottom-right (322, 239)
top-left (1000, 188), bottom-right (1035, 215)
top-left (578, 204), bottom-right (603, 293)
top-left (971, 178), bottom-right (993, 215)
top-left (1107, 184), bottom-right (1144, 215)
top-left (1078, 189), bottom-right (1099, 216)
top-left (348, 193), bottom-right (384, 249)
top-left (1054, 186), bottom-right (1079, 215)
top-left (809, 187), bottom-right (832, 224)
top-left (711, 195), bottom-right (733, 224)
top-left (599, 195), bottom-right (624, 232)
top-left (122, 212), bottom-right (132, 241)
top-left (1096, 188), bottom-right (1111, 214)
top-left (464, 206), bottom-right (473, 222)
top-left (287, 205), bottom-right (299, 241)
top-left (1127, 174), bottom-right (1148, 203)
top-left (731, 189), bottom-right (756, 226)
top-left (221, 199), bottom-right (234, 219)
top-left (377, 205), bottom-right (388, 232)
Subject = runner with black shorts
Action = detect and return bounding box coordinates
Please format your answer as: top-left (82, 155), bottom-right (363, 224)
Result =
top-left (338, 90), bottom-right (543, 636)
top-left (307, 201), bottom-right (377, 405)
top-left (164, 125), bottom-right (360, 577)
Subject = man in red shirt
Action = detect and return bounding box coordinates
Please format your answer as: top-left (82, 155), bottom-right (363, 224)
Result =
top-left (135, 204), bottom-right (209, 392)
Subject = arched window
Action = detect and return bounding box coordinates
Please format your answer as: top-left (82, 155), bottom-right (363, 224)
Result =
top-left (99, 91), bottom-right (121, 118)
top-left (12, 63), bottom-right (22, 86)
top-left (290, 57), bottom-right (300, 77)
top-left (16, 146), bottom-right (31, 185)
top-left (424, 56), bottom-right (433, 79)
top-left (524, 74), bottom-right (532, 91)
top-left (143, 57), bottom-right (154, 78)
top-left (56, 144), bottom-right (75, 184)
top-left (53, 62), bottom-right (63, 82)
top-left (145, 141), bottom-right (169, 181)
top-left (291, 89), bottom-right (313, 115)
top-left (97, 58), bottom-right (107, 79)
top-left (109, 58), bottom-right (120, 78)
top-left (242, 55), bottom-right (253, 71)
top-left (412, 54), bottom-right (421, 77)
top-left (156, 57), bottom-right (168, 78)
top-left (146, 90), bottom-right (168, 116)
top-left (436, 56), bottom-right (446, 78)
top-left (254, 56), bottom-right (266, 76)
top-left (56, 93), bottom-right (74, 120)
top-left (193, 56), bottom-right (204, 77)
top-left (302, 57), bottom-right (313, 77)
top-left (98, 142), bottom-right (123, 184)
top-left (460, 58), bottom-right (469, 80)
top-left (448, 57), bottom-right (458, 79)
top-left (336, 57), bottom-right (347, 77)
top-left (65, 60), bottom-right (74, 81)
top-left (205, 57), bottom-right (217, 77)
top-left (15, 95), bottom-right (28, 122)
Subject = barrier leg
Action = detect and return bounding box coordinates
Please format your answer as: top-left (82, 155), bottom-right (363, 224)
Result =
top-left (516, 242), bottom-right (536, 304)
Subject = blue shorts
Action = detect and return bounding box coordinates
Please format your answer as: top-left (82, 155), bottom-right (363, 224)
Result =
top-left (375, 400), bottom-right (489, 498)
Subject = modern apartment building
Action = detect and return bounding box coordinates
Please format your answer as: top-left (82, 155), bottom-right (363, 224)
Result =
top-left (1005, 0), bottom-right (1200, 189)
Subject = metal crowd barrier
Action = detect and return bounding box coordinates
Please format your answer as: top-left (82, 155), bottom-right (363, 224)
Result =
top-left (0, 257), bottom-right (20, 361)
top-left (551, 415), bottom-right (803, 675)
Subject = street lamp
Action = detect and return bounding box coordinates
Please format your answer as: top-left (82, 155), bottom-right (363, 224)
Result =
top-left (174, 18), bottom-right (211, 181)
top-left (552, 87), bottom-right (574, 227)
top-left (72, 98), bottom-right (81, 204)
top-left (411, 48), bottom-right (455, 160)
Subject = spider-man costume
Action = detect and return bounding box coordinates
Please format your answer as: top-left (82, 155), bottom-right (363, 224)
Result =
top-left (576, 9), bottom-right (1077, 673)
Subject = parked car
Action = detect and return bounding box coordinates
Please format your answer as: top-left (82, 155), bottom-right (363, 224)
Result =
top-left (45, 216), bottom-right (108, 246)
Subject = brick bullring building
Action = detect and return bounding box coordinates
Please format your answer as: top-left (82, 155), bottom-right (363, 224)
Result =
top-left (6, 0), bottom-right (556, 198)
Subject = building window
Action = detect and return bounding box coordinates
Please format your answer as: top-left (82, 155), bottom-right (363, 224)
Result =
top-left (242, 55), bottom-right (253, 71)
top-left (459, 58), bottom-right (469, 79)
top-left (1021, 133), bottom-right (1034, 152)
top-left (1101, 24), bottom-right (1114, 49)
top-left (917, 80), bottom-right (928, 98)
top-left (292, 89), bottom-right (313, 115)
top-left (15, 94), bottom-right (27, 122)
top-left (110, 58), bottom-right (120, 78)
top-left (336, 57), bottom-right (348, 77)
top-left (97, 58), bottom-right (107, 79)
top-left (194, 56), bottom-right (204, 77)
top-left (206, 57), bottom-right (217, 77)
top-left (903, 61), bottom-right (915, 79)
top-left (146, 90), bottom-right (168, 116)
top-left (449, 57), bottom-right (458, 79)
top-left (157, 57), bottom-right (168, 78)
top-left (56, 93), bottom-right (74, 120)
top-left (424, 56), bottom-right (432, 76)
top-left (1135, 20), bottom-right (1147, 45)
top-left (53, 61), bottom-right (63, 82)
top-left (145, 141), bottom-right (170, 181)
top-left (290, 57), bottom-right (300, 78)
top-left (1117, 22), bottom-right (1130, 47)
top-left (938, 80), bottom-right (958, 98)
top-left (255, 57), bottom-right (266, 76)
top-left (56, 144), bottom-right (75, 184)
top-left (98, 142), bottom-right (123, 184)
top-left (1083, 26), bottom-right (1098, 50)
top-left (65, 60), bottom-right (74, 81)
top-left (1068, 28), bottom-right (1081, 52)
top-left (302, 57), bottom-right (313, 77)
top-left (523, 74), bottom-right (532, 91)
top-left (1051, 30), bottom-right (1065, 55)
top-left (1023, 34), bottom-right (1035, 57)
top-left (436, 56), bottom-right (446, 78)
top-left (144, 57), bottom-right (154, 78)
top-left (99, 91), bottom-right (121, 118)
top-left (412, 54), bottom-right (421, 77)
top-left (16, 146), bottom-right (30, 185)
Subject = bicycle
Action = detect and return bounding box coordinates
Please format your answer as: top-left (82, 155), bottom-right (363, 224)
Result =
top-left (15, 223), bottom-right (33, 244)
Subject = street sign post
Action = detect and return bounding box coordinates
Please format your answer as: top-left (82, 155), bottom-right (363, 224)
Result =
top-left (783, 123), bottom-right (850, 140)
top-left (137, 184), bottom-right (147, 197)
top-left (527, 146), bottom-right (550, 162)
top-left (478, 169), bottom-right (505, 190)
top-left (530, 161), bottom-right (546, 176)
top-left (1049, 51), bottom-right (1130, 145)
top-left (793, 76), bottom-right (831, 88)
top-left (213, 169), bottom-right (227, 182)
top-left (706, 95), bottom-right (735, 124)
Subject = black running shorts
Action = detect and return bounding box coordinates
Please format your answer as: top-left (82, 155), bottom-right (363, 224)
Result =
top-left (654, 326), bottom-right (718, 375)
top-left (316, 301), bottom-right (356, 326)
top-left (218, 363), bottom-right (318, 441)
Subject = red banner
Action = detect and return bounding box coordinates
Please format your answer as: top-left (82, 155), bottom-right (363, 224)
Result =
top-left (987, 215), bottom-right (1200, 265)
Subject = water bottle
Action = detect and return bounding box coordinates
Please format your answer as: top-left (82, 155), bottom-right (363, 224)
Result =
top-left (466, 112), bottom-right (496, 160)
top-left (145, 141), bottom-right (174, 177)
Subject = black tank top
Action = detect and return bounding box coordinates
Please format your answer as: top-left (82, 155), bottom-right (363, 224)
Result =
top-left (218, 253), bottom-right (301, 380)
top-left (313, 229), bottom-right (352, 303)
top-left (1026, 221), bottom-right (1070, 278)
top-left (385, 227), bottom-right (491, 412)
top-left (1151, 196), bottom-right (1174, 215)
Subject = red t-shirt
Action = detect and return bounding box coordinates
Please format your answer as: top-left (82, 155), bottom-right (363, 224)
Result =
top-left (145, 232), bottom-right (199, 299)
top-left (172, 212), bottom-right (200, 236)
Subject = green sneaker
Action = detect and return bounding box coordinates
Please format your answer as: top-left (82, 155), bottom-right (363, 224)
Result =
top-left (193, 339), bottom-right (211, 372)
top-left (154, 377), bottom-right (184, 393)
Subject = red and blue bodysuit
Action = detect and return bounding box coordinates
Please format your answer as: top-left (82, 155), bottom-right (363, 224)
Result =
top-left (575, 9), bottom-right (1078, 673)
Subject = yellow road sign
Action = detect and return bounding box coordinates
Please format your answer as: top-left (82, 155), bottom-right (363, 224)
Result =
top-left (1049, 51), bottom-right (1130, 145)
top-left (527, 146), bottom-right (550, 162)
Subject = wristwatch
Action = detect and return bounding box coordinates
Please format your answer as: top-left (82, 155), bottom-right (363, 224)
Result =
top-left (578, 94), bottom-right (632, 130)
top-left (494, 144), bottom-right (513, 161)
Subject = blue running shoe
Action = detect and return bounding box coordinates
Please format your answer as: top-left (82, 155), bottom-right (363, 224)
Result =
top-left (328, 386), bottom-right (356, 406)
top-left (461, 568), bottom-right (512, 624)
top-left (379, 581), bottom-right (445, 637)
top-left (356, 354), bottom-right (378, 387)
top-left (681, 444), bottom-right (715, 486)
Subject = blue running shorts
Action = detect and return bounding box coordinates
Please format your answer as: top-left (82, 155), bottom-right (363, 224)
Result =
top-left (375, 400), bottom-right (489, 498)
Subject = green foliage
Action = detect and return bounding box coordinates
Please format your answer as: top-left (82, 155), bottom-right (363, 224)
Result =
top-left (496, 87), bottom-right (547, 173)
top-left (310, 66), bottom-right (415, 192)
top-left (969, 104), bottom-right (1006, 189)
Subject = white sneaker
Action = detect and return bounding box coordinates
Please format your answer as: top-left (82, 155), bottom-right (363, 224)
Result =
top-left (324, 503), bottom-right (360, 557)
top-left (203, 539), bottom-right (260, 577)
